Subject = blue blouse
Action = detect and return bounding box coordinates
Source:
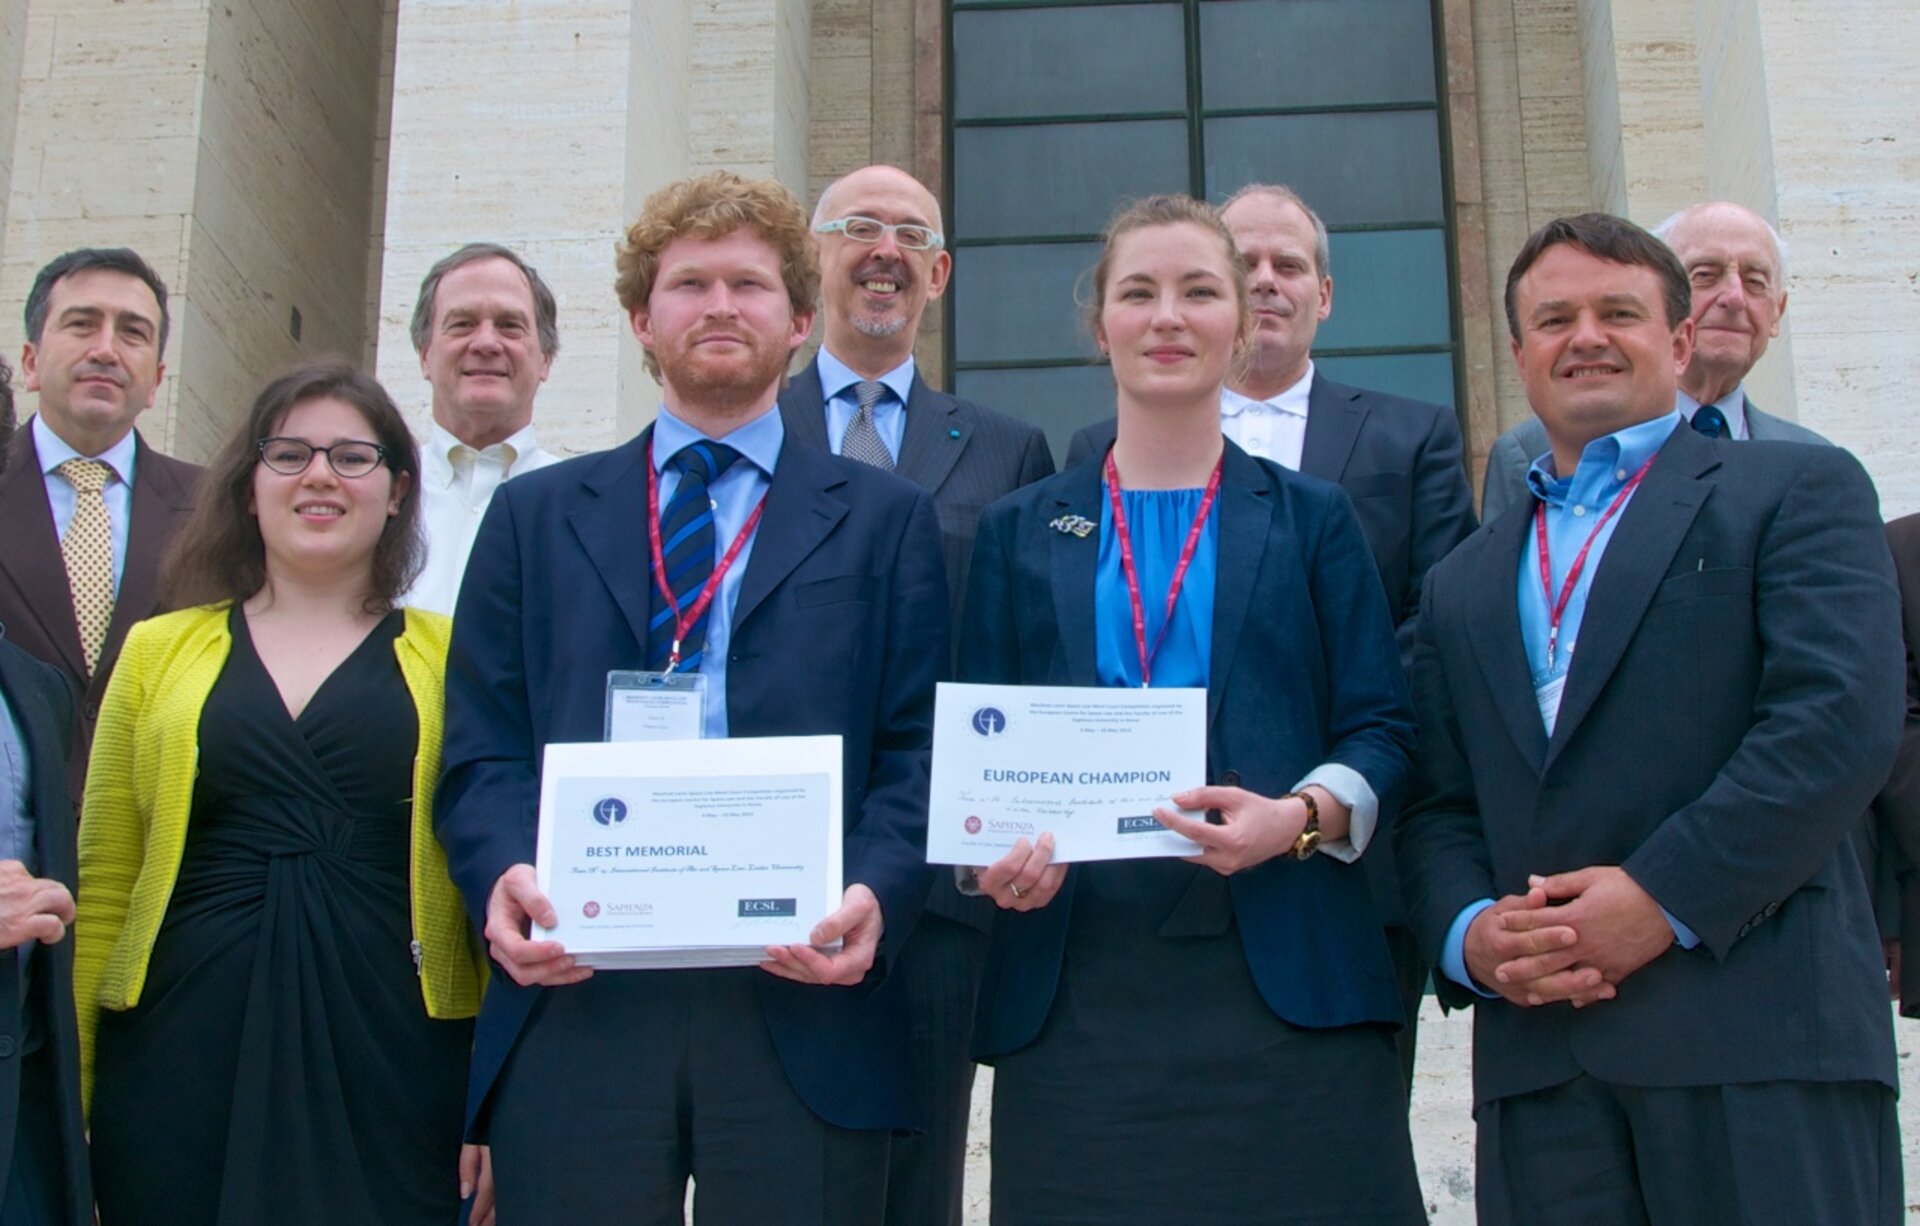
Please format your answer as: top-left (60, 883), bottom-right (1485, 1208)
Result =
top-left (1093, 484), bottom-right (1220, 690)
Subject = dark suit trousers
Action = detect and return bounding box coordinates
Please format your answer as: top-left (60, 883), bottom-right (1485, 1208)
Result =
top-left (488, 969), bottom-right (889, 1226)
top-left (1381, 922), bottom-right (1426, 1093)
top-left (1478, 1074), bottom-right (1901, 1226)
top-left (2, 1052), bottom-right (66, 1226)
top-left (882, 912), bottom-right (987, 1226)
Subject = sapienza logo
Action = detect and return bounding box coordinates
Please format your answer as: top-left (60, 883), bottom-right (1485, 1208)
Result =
top-left (592, 797), bottom-right (629, 826)
top-left (964, 815), bottom-right (982, 834)
top-left (582, 901), bottom-right (602, 918)
top-left (970, 706), bottom-right (1008, 738)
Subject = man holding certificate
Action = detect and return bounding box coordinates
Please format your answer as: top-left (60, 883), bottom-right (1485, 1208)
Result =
top-left (436, 172), bottom-right (947, 1224)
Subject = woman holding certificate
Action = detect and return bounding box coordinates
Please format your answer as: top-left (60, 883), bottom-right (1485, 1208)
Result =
top-left (73, 361), bottom-right (485, 1225)
top-left (961, 196), bottom-right (1424, 1223)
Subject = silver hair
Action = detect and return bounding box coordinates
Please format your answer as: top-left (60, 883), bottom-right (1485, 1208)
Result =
top-left (1220, 183), bottom-right (1332, 278)
top-left (1652, 202), bottom-right (1790, 284)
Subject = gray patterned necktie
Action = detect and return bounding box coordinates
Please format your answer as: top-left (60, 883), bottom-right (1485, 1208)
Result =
top-left (842, 380), bottom-right (895, 471)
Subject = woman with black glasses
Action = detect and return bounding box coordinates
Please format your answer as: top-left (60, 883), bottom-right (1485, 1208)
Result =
top-left (74, 360), bottom-right (485, 1225)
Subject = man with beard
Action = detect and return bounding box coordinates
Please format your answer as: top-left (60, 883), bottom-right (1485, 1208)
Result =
top-left (437, 172), bottom-right (947, 1224)
top-left (0, 248), bottom-right (200, 798)
top-left (780, 163), bottom-right (1051, 1226)
top-left (1067, 183), bottom-right (1479, 1089)
top-left (1480, 201), bottom-right (1824, 519)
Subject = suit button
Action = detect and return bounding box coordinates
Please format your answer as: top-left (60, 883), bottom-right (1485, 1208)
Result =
top-left (1764, 901), bottom-right (1780, 917)
top-left (84, 702), bottom-right (99, 721)
top-left (0, 1036), bottom-right (16, 1058)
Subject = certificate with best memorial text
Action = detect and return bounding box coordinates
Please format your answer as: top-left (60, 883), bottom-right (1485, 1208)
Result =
top-left (534, 736), bottom-right (844, 968)
top-left (927, 682), bottom-right (1207, 865)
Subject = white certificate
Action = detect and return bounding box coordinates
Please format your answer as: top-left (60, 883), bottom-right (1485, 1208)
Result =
top-left (535, 735), bottom-right (844, 969)
top-left (927, 682), bottom-right (1207, 865)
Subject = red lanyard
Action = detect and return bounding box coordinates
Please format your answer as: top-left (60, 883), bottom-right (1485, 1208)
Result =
top-left (645, 440), bottom-right (766, 672)
top-left (1534, 454), bottom-right (1657, 670)
top-left (1104, 452), bottom-right (1222, 687)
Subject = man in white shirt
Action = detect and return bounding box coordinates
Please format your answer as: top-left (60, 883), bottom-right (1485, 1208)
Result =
top-left (405, 243), bottom-right (564, 615)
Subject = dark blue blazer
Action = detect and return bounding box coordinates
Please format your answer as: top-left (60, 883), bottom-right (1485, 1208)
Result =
top-left (0, 639), bottom-right (90, 1226)
top-left (436, 426), bottom-right (948, 1134)
top-left (1398, 427), bottom-right (1903, 1108)
top-left (960, 442), bottom-right (1415, 1058)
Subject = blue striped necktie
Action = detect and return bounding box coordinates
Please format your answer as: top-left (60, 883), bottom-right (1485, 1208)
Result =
top-left (648, 440), bottom-right (743, 672)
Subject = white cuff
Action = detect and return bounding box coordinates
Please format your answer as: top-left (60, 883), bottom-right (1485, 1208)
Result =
top-left (1291, 763), bottom-right (1378, 863)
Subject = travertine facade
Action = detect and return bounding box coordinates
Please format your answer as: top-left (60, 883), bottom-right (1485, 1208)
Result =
top-left (0, 0), bottom-right (1912, 511)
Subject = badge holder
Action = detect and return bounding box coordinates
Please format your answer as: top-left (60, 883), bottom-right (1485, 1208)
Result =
top-left (605, 669), bottom-right (709, 743)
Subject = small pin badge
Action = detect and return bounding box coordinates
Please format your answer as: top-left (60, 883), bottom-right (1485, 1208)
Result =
top-left (1049, 514), bottom-right (1095, 538)
top-left (948, 428), bottom-right (961, 439)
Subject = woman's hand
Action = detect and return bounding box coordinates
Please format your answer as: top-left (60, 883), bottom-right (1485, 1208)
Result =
top-left (460, 1143), bottom-right (495, 1226)
top-left (1155, 785), bottom-right (1342, 876)
top-left (975, 834), bottom-right (1067, 911)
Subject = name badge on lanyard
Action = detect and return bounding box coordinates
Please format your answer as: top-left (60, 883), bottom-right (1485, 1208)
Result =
top-left (606, 670), bottom-right (708, 742)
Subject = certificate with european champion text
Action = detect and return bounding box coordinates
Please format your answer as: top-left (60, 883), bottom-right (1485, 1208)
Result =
top-left (534, 736), bottom-right (844, 969)
top-left (927, 683), bottom-right (1207, 864)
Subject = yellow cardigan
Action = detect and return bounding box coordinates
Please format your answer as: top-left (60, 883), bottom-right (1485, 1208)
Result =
top-left (74, 603), bottom-right (485, 1108)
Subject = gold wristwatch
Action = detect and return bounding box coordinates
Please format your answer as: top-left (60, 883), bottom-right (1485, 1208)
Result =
top-left (1284, 790), bottom-right (1321, 860)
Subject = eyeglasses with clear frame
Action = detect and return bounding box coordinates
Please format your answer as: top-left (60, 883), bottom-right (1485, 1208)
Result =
top-left (812, 216), bottom-right (945, 252)
top-left (256, 437), bottom-right (389, 479)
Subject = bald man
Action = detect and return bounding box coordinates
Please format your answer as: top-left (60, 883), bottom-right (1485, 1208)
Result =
top-left (779, 164), bottom-right (1052, 1226)
top-left (1481, 201), bottom-right (1827, 519)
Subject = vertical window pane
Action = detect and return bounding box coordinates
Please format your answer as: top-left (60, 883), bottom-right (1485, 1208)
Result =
top-left (954, 6), bottom-right (1187, 120)
top-left (955, 365), bottom-right (1116, 463)
top-left (1315, 229), bottom-right (1452, 350)
top-left (955, 120), bottom-right (1190, 239)
top-left (1206, 111), bottom-right (1445, 226)
top-left (1199, 0), bottom-right (1437, 110)
top-left (952, 242), bottom-right (1103, 363)
top-left (1315, 353), bottom-right (1456, 409)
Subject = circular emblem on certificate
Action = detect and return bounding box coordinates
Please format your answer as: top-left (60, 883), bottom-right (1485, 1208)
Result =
top-left (970, 707), bottom-right (1008, 738)
top-left (592, 797), bottom-right (629, 826)
top-left (965, 815), bottom-right (982, 834)
top-left (582, 901), bottom-right (602, 918)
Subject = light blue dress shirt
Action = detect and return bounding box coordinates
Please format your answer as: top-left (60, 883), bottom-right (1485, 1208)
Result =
top-left (650, 406), bottom-right (783, 741)
top-left (0, 687), bottom-right (35, 874)
top-left (1439, 411), bottom-right (1696, 996)
top-left (817, 348), bottom-right (912, 463)
top-left (34, 414), bottom-right (137, 594)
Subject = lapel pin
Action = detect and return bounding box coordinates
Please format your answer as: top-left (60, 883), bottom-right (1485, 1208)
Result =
top-left (948, 428), bottom-right (961, 439)
top-left (1049, 514), bottom-right (1096, 539)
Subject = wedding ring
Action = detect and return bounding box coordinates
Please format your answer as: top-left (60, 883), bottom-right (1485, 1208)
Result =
top-left (1010, 883), bottom-right (1028, 899)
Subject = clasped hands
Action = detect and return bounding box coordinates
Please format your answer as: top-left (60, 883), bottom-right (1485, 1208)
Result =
top-left (1464, 866), bottom-right (1675, 1009)
top-left (977, 785), bottom-right (1328, 911)
top-left (484, 864), bottom-right (883, 988)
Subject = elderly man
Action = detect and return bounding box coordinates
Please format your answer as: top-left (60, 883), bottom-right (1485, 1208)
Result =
top-left (0, 249), bottom-right (200, 796)
top-left (779, 164), bottom-right (1051, 1226)
top-left (1068, 183), bottom-right (1479, 1089)
top-left (438, 172), bottom-right (946, 1224)
top-left (1481, 201), bottom-right (1823, 519)
top-left (1399, 213), bottom-right (1902, 1223)
top-left (405, 242), bottom-right (563, 616)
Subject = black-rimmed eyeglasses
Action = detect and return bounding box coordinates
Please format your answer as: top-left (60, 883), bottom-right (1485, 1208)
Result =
top-left (813, 216), bottom-right (945, 252)
top-left (256, 438), bottom-right (388, 478)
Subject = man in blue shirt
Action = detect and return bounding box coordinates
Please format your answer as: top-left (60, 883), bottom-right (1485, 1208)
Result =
top-left (1397, 213), bottom-right (1904, 1223)
top-left (437, 172), bottom-right (947, 1225)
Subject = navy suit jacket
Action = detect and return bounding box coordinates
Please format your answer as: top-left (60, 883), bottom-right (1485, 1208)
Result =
top-left (961, 442), bottom-right (1415, 1058)
top-left (0, 423), bottom-right (200, 801)
top-left (1866, 513), bottom-right (1920, 1012)
top-left (1398, 427), bottom-right (1902, 1107)
top-left (436, 425), bottom-right (947, 1134)
top-left (1065, 374), bottom-right (1477, 925)
top-left (0, 640), bottom-right (90, 1225)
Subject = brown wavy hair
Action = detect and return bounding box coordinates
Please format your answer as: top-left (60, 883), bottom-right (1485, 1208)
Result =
top-left (614, 171), bottom-right (820, 378)
top-left (161, 359), bottom-right (423, 613)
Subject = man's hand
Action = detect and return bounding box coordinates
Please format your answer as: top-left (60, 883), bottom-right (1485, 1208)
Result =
top-left (0, 860), bottom-right (74, 950)
top-left (976, 835), bottom-right (1067, 911)
top-left (1499, 866), bottom-right (1674, 995)
top-left (484, 864), bottom-right (593, 988)
top-left (459, 1143), bottom-right (495, 1226)
top-left (1156, 786), bottom-right (1329, 876)
top-left (762, 883), bottom-right (884, 986)
top-left (1463, 886), bottom-right (1613, 1009)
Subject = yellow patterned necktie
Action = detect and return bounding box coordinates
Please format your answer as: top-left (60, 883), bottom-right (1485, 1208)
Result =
top-left (56, 458), bottom-right (114, 677)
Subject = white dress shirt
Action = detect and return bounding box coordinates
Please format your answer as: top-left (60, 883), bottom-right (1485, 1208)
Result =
top-left (405, 421), bottom-right (560, 616)
top-left (34, 414), bottom-right (138, 594)
top-left (1220, 362), bottom-right (1314, 470)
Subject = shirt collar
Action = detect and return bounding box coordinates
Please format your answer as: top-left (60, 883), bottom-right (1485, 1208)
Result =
top-left (816, 348), bottom-right (916, 409)
top-left (423, 420), bottom-right (545, 488)
top-left (33, 414), bottom-right (137, 486)
top-left (652, 404), bottom-right (785, 478)
top-left (1220, 361), bottom-right (1314, 420)
top-left (1675, 385), bottom-right (1747, 436)
top-left (1525, 410), bottom-right (1682, 505)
